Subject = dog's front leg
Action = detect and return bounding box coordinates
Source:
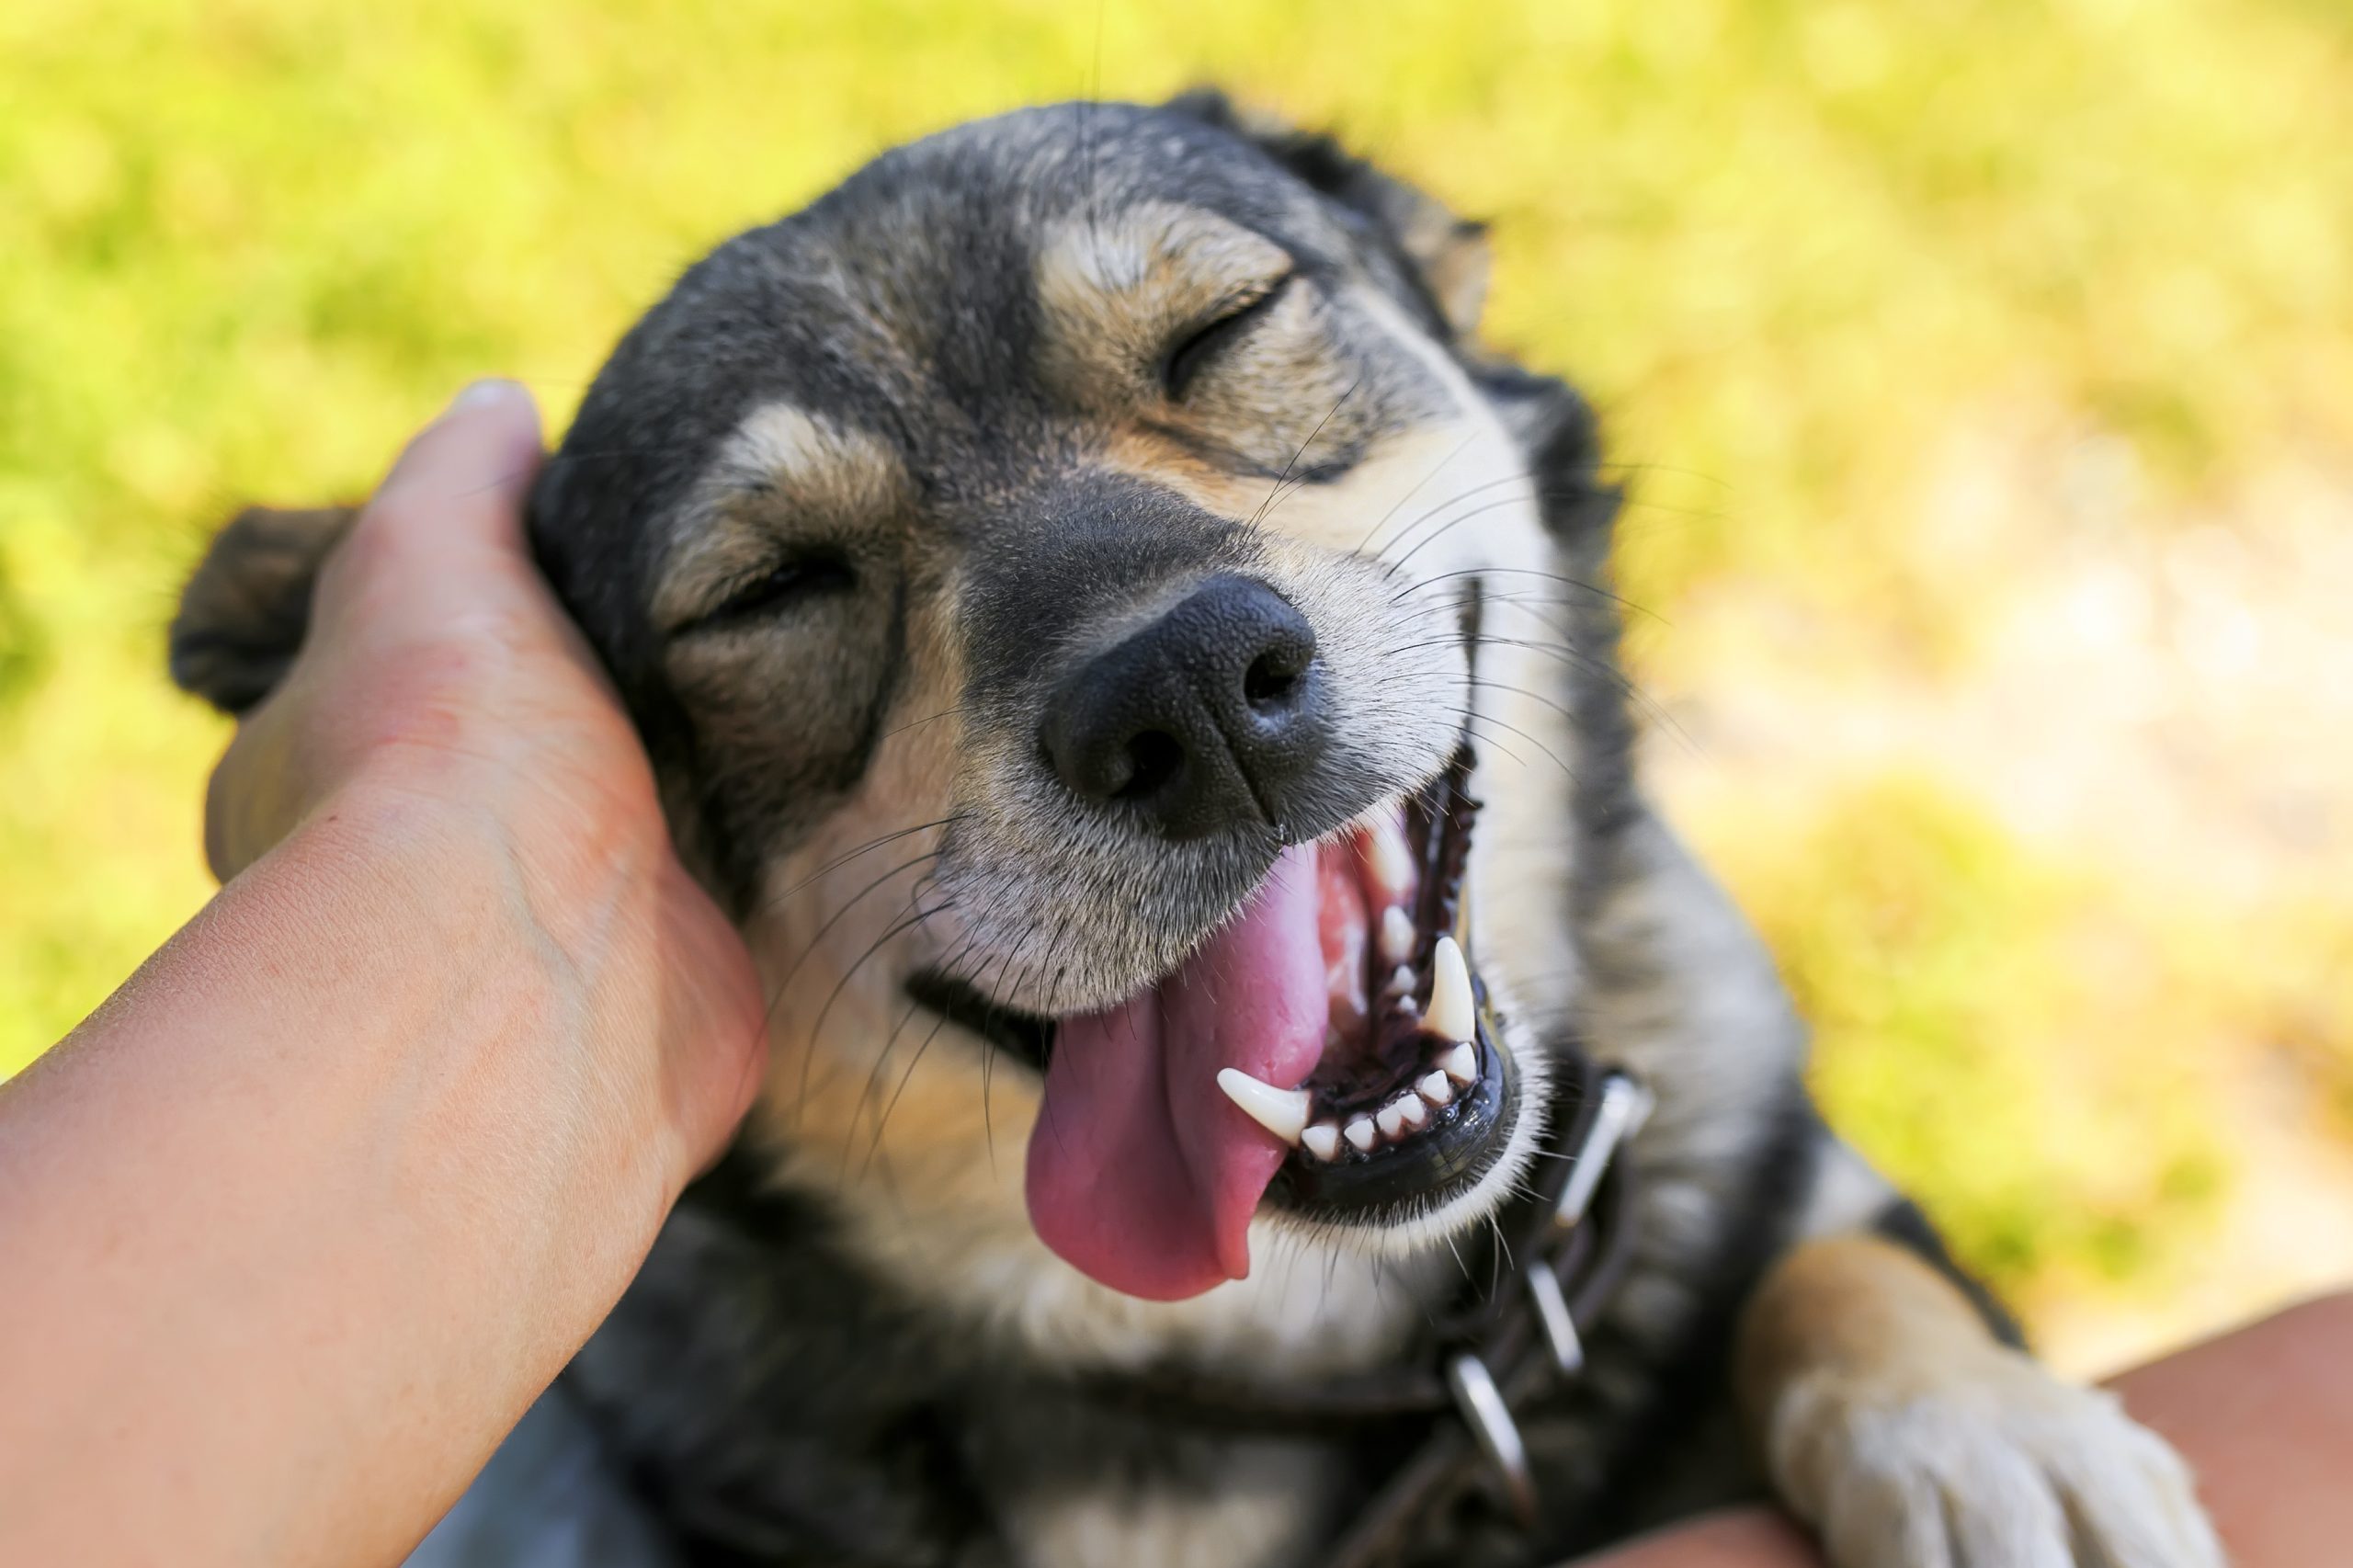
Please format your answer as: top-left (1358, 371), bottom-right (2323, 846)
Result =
top-left (1733, 1217), bottom-right (2224, 1568)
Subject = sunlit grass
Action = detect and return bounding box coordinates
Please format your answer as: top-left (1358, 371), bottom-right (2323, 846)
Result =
top-left (5, 0), bottom-right (2348, 1323)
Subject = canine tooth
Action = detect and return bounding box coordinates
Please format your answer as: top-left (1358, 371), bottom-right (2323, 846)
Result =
top-left (1366, 815), bottom-right (1415, 898)
top-left (1418, 1071), bottom-right (1454, 1107)
top-left (1345, 1117), bottom-right (1379, 1152)
top-left (1215, 1068), bottom-right (1310, 1145)
top-left (1427, 935), bottom-right (1475, 1043)
top-left (1302, 1122), bottom-right (1342, 1162)
top-left (1439, 1042), bottom-right (1477, 1085)
top-left (1380, 906), bottom-right (1416, 964)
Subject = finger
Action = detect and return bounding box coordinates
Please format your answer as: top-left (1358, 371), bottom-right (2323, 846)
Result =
top-left (376, 378), bottom-right (544, 540)
top-left (315, 381), bottom-right (546, 615)
top-left (203, 710), bottom-right (310, 882)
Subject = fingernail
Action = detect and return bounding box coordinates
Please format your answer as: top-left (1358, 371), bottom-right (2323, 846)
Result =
top-left (449, 378), bottom-right (527, 413)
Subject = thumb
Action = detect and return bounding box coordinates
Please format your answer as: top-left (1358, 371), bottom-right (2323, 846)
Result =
top-left (314, 381), bottom-right (546, 616)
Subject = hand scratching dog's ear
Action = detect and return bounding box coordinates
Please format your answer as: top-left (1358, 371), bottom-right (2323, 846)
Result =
top-left (1162, 88), bottom-right (1493, 339)
top-left (170, 505), bottom-right (355, 715)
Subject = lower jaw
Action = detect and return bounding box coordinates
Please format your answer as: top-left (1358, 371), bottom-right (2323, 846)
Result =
top-left (1262, 985), bottom-right (1517, 1221)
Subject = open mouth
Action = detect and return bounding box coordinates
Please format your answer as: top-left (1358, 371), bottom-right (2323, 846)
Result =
top-left (1245, 750), bottom-right (1511, 1212)
top-left (906, 748), bottom-right (1511, 1302)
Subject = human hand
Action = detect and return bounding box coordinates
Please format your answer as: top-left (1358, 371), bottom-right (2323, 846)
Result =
top-left (201, 380), bottom-right (766, 1190)
top-left (0, 385), bottom-right (767, 1565)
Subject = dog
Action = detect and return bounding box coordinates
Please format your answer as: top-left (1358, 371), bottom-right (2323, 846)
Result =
top-left (171, 93), bottom-right (2224, 1568)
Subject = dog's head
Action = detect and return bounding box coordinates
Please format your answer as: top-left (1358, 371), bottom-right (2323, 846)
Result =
top-left (176, 95), bottom-right (1624, 1310)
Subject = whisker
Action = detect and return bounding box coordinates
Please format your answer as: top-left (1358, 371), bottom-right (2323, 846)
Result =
top-left (1249, 379), bottom-right (1363, 531)
top-left (1351, 430), bottom-right (1479, 555)
top-left (778, 847), bottom-right (945, 1113)
top-left (1483, 588), bottom-right (1671, 630)
top-left (1483, 598), bottom-right (1589, 652)
top-left (968, 929), bottom-right (1049, 1171)
top-left (1464, 675), bottom-right (1582, 729)
top-left (1393, 631), bottom-right (1695, 751)
top-left (849, 919), bottom-right (989, 1155)
top-left (1365, 472), bottom-right (1540, 562)
top-left (878, 702), bottom-right (975, 742)
top-left (746, 813), bottom-right (966, 923)
top-left (859, 1005), bottom-right (957, 1181)
top-left (768, 847), bottom-right (945, 1007)
top-left (1381, 491), bottom-right (1553, 581)
top-left (1459, 709), bottom-right (1573, 781)
top-left (1455, 721), bottom-right (1526, 769)
top-left (835, 895), bottom-right (967, 1177)
top-left (805, 895), bottom-right (949, 1085)
top-left (1387, 565), bottom-right (1659, 625)
top-left (1596, 458), bottom-right (1731, 491)
top-left (847, 990), bottom-right (933, 1176)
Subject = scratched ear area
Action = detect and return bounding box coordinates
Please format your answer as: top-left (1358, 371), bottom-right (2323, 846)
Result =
top-left (1162, 88), bottom-right (1493, 339)
top-left (169, 504), bottom-right (355, 715)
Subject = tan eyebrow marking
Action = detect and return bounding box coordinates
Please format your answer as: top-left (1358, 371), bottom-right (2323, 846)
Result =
top-left (1033, 201), bottom-right (1293, 391)
top-left (653, 403), bottom-right (907, 633)
top-left (713, 403), bottom-right (906, 515)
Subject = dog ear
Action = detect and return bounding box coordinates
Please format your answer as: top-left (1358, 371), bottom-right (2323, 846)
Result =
top-left (1163, 88), bottom-right (1492, 339)
top-left (169, 504), bottom-right (355, 715)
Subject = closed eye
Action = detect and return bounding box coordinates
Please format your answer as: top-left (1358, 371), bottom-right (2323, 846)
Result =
top-left (1162, 274), bottom-right (1295, 399)
top-left (678, 551), bottom-right (857, 634)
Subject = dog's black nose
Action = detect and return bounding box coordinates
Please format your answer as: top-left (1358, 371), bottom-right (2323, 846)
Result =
top-left (1042, 574), bottom-right (1328, 840)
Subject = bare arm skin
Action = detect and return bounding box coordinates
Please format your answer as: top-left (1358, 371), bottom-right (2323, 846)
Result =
top-left (1581, 1290), bottom-right (2353, 1568)
top-left (0, 383), bottom-right (767, 1568)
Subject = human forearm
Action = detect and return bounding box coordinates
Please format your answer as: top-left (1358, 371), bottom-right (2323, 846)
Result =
top-left (0, 780), bottom-right (686, 1566)
top-left (0, 383), bottom-right (760, 1563)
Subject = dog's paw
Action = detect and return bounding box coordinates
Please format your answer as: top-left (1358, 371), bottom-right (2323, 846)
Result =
top-left (1764, 1344), bottom-right (2225, 1568)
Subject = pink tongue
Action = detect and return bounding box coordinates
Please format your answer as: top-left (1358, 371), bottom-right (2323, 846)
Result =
top-left (1025, 846), bottom-right (1330, 1300)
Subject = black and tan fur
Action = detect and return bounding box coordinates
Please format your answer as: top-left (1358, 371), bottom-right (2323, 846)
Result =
top-left (174, 95), bottom-right (2222, 1568)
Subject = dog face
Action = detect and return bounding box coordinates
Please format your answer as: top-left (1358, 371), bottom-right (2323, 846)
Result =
top-left (527, 97), bottom-right (1618, 1312)
top-left (187, 95), bottom-right (1619, 1324)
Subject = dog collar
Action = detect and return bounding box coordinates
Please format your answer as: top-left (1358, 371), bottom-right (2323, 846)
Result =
top-left (1074, 1039), bottom-right (1651, 1568)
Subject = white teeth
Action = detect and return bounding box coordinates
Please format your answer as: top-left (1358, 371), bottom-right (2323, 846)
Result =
top-left (1215, 1068), bottom-right (1311, 1146)
top-left (1376, 1095), bottom-right (1429, 1138)
top-left (1427, 935), bottom-right (1475, 1043)
top-left (1302, 1122), bottom-right (1342, 1162)
top-left (1439, 1042), bottom-right (1477, 1085)
top-left (1384, 964), bottom-right (1415, 998)
top-left (1365, 814), bottom-right (1415, 899)
top-left (1380, 906), bottom-right (1416, 963)
top-left (1418, 1070), bottom-right (1454, 1107)
top-left (1345, 1117), bottom-right (1379, 1152)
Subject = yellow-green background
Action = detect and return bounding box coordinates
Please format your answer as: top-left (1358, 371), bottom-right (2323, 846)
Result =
top-left (6, 0), bottom-right (2350, 1366)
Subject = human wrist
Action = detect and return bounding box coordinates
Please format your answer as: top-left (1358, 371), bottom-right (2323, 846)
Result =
top-left (281, 766), bottom-right (693, 1224)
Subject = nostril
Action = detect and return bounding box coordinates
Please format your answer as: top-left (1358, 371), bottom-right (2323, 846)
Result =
top-left (1243, 654), bottom-right (1294, 709)
top-left (1115, 730), bottom-right (1185, 801)
top-left (1245, 647), bottom-right (1310, 711)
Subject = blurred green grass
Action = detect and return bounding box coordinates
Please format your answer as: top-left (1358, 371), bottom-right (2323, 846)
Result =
top-left (5, 0), bottom-right (2350, 1329)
